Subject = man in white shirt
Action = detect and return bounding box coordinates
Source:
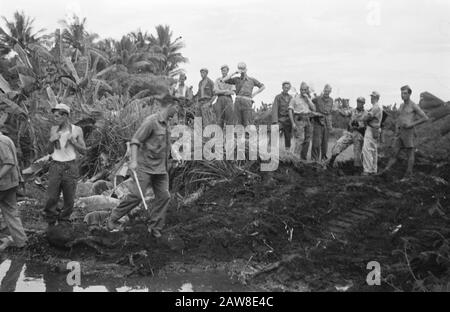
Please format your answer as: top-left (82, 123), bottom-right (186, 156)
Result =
top-left (44, 104), bottom-right (86, 227)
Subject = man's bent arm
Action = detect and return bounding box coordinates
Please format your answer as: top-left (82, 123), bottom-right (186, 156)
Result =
top-left (411, 103), bottom-right (429, 127)
top-left (252, 85), bottom-right (265, 98)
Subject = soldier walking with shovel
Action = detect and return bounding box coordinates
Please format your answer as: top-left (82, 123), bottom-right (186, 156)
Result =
top-left (107, 94), bottom-right (181, 238)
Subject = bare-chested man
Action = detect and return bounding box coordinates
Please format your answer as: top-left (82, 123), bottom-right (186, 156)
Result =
top-left (379, 85), bottom-right (428, 180)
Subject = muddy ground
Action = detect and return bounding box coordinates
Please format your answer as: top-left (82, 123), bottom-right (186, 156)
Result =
top-left (2, 154), bottom-right (450, 292)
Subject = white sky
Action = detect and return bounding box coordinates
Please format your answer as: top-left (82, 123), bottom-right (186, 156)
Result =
top-left (1, 0), bottom-right (450, 107)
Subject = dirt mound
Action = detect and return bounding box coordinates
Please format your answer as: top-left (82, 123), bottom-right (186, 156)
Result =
top-left (9, 156), bottom-right (450, 291)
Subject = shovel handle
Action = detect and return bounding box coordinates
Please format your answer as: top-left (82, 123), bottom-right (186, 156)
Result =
top-left (131, 169), bottom-right (148, 211)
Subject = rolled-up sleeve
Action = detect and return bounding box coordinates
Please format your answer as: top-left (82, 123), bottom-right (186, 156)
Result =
top-left (131, 119), bottom-right (154, 147)
top-left (0, 142), bottom-right (15, 165)
top-left (252, 78), bottom-right (263, 88)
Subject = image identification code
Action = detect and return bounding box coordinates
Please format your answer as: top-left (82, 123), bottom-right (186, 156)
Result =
top-left (218, 296), bottom-right (274, 307)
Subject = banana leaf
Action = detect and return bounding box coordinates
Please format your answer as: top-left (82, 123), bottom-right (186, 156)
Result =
top-left (0, 93), bottom-right (26, 115)
top-left (18, 73), bottom-right (36, 89)
top-left (61, 77), bottom-right (78, 89)
top-left (87, 47), bottom-right (109, 64)
top-left (46, 86), bottom-right (58, 108)
top-left (95, 65), bottom-right (116, 78)
top-left (13, 44), bottom-right (32, 69)
top-left (64, 57), bottom-right (81, 83)
top-left (0, 74), bottom-right (12, 93)
top-left (28, 43), bottom-right (54, 61)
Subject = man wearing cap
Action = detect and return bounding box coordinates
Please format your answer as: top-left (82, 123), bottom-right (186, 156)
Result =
top-left (361, 91), bottom-right (383, 175)
top-left (195, 68), bottom-right (216, 126)
top-left (379, 85), bottom-right (429, 180)
top-left (271, 82), bottom-right (293, 151)
top-left (107, 94), bottom-right (181, 238)
top-left (214, 65), bottom-right (235, 128)
top-left (222, 62), bottom-right (265, 126)
top-left (172, 73), bottom-right (194, 126)
top-left (287, 82), bottom-right (321, 158)
top-left (173, 73), bottom-right (194, 100)
top-left (44, 104), bottom-right (86, 227)
top-left (328, 97), bottom-right (367, 169)
top-left (0, 127), bottom-right (27, 251)
top-left (311, 84), bottom-right (334, 162)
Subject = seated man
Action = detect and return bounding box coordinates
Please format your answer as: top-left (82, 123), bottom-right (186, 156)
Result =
top-left (328, 97), bottom-right (367, 170)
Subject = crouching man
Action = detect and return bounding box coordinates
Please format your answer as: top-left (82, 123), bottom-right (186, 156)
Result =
top-left (0, 127), bottom-right (27, 251)
top-left (107, 94), bottom-right (180, 238)
top-left (328, 97), bottom-right (367, 170)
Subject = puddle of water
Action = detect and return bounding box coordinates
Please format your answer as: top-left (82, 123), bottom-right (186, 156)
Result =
top-left (0, 258), bottom-right (254, 292)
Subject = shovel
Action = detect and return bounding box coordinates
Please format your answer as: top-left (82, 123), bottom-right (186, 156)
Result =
top-left (131, 169), bottom-right (148, 211)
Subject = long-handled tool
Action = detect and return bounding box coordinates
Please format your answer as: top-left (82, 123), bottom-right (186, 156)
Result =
top-left (131, 169), bottom-right (148, 211)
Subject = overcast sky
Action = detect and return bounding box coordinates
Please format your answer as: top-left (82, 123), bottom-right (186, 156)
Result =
top-left (1, 0), bottom-right (450, 107)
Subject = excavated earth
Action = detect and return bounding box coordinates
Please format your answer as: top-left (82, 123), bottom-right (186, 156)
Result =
top-left (3, 155), bottom-right (450, 292)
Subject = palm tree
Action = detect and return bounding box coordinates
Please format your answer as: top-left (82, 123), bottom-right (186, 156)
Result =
top-left (112, 36), bottom-right (163, 74)
top-left (128, 29), bottom-right (150, 49)
top-left (59, 15), bottom-right (99, 60)
top-left (148, 25), bottom-right (188, 76)
top-left (0, 11), bottom-right (48, 56)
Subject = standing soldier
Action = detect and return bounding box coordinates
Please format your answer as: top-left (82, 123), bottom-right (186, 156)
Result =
top-left (328, 97), bottom-right (367, 170)
top-left (361, 91), bottom-right (383, 175)
top-left (288, 82), bottom-right (319, 158)
top-left (195, 68), bottom-right (216, 126)
top-left (0, 127), bottom-right (27, 251)
top-left (44, 104), bottom-right (86, 227)
top-left (272, 82), bottom-right (293, 151)
top-left (172, 73), bottom-right (194, 126)
top-left (223, 62), bottom-right (265, 126)
top-left (214, 65), bottom-right (235, 128)
top-left (107, 94), bottom-right (181, 238)
top-left (173, 73), bottom-right (193, 100)
top-left (379, 85), bottom-right (429, 180)
top-left (311, 84), bottom-right (334, 162)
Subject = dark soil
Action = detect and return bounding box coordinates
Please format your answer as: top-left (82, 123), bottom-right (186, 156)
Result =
top-left (4, 156), bottom-right (450, 291)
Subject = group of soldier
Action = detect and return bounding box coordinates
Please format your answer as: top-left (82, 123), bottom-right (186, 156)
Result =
top-left (172, 63), bottom-right (429, 180)
top-left (272, 82), bottom-right (429, 178)
top-left (0, 61), bottom-right (430, 252)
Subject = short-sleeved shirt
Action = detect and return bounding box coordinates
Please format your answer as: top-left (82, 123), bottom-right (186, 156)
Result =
top-left (365, 103), bottom-right (383, 128)
top-left (131, 113), bottom-right (171, 174)
top-left (197, 78), bottom-right (215, 100)
top-left (173, 83), bottom-right (193, 100)
top-left (288, 95), bottom-right (315, 115)
top-left (225, 75), bottom-right (263, 97)
top-left (272, 93), bottom-right (292, 123)
top-left (313, 95), bottom-right (334, 128)
top-left (0, 134), bottom-right (20, 191)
